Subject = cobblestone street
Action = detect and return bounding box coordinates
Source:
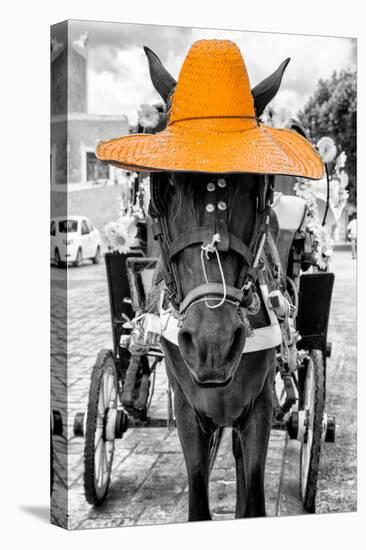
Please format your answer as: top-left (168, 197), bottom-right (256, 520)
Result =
top-left (50, 247), bottom-right (356, 529)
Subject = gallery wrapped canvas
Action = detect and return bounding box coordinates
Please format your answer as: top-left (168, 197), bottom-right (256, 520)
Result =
top-left (50, 19), bottom-right (357, 529)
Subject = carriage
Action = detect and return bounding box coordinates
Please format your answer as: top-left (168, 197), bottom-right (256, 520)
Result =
top-left (73, 188), bottom-right (336, 513)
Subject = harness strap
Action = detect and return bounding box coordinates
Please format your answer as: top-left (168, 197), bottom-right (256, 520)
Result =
top-left (149, 173), bottom-right (275, 313)
top-left (180, 283), bottom-right (244, 315)
top-left (236, 202), bottom-right (271, 290)
top-left (168, 227), bottom-right (210, 259)
top-left (229, 234), bottom-right (254, 265)
top-left (168, 227), bottom-right (254, 266)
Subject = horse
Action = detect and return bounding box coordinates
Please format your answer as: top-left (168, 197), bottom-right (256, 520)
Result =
top-left (141, 45), bottom-right (292, 521)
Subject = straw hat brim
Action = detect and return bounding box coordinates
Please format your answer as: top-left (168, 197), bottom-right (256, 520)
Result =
top-left (96, 124), bottom-right (324, 180)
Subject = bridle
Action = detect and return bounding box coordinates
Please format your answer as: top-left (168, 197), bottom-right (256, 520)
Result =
top-left (149, 172), bottom-right (274, 323)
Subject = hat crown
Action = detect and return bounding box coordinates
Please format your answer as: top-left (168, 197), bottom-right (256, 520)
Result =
top-left (169, 40), bottom-right (256, 124)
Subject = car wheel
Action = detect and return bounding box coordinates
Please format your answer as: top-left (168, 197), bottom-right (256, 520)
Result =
top-left (74, 248), bottom-right (83, 267)
top-left (92, 245), bottom-right (101, 264)
top-left (54, 248), bottom-right (61, 268)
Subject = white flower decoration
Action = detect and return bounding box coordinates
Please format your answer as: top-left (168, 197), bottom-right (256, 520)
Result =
top-left (138, 104), bottom-right (160, 129)
top-left (294, 177), bottom-right (334, 270)
top-left (104, 215), bottom-right (138, 254)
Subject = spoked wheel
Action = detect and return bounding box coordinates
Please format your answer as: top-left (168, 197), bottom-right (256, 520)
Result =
top-left (209, 427), bottom-right (224, 473)
top-left (50, 410), bottom-right (63, 496)
top-left (300, 349), bottom-right (325, 512)
top-left (84, 349), bottom-right (119, 506)
top-left (50, 428), bottom-right (54, 496)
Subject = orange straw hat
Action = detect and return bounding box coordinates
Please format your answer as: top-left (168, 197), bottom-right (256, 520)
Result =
top-left (96, 40), bottom-right (324, 179)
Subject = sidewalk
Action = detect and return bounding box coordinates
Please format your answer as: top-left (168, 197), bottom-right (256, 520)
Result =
top-left (333, 240), bottom-right (352, 252)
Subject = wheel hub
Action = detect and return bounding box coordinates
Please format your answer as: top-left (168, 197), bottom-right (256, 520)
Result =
top-left (287, 409), bottom-right (307, 441)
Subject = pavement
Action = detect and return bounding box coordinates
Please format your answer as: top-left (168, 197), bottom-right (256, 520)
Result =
top-left (50, 248), bottom-right (357, 529)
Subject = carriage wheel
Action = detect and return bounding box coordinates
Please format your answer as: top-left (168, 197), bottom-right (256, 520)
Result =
top-left (50, 428), bottom-right (54, 496)
top-left (209, 427), bottom-right (224, 473)
top-left (84, 350), bottom-right (118, 506)
top-left (300, 349), bottom-right (325, 513)
top-left (50, 410), bottom-right (63, 496)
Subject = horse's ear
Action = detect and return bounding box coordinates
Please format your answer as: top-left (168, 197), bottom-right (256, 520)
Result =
top-left (143, 46), bottom-right (176, 103)
top-left (251, 58), bottom-right (291, 117)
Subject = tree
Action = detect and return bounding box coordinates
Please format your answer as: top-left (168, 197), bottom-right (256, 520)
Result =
top-left (298, 70), bottom-right (357, 205)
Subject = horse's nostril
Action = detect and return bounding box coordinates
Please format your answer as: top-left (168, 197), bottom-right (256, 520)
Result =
top-left (179, 328), bottom-right (208, 364)
top-left (179, 329), bottom-right (193, 350)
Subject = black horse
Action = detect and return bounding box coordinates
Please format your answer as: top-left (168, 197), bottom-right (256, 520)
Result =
top-left (144, 46), bottom-right (289, 521)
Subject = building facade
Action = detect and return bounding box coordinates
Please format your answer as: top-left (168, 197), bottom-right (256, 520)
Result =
top-left (51, 26), bottom-right (129, 188)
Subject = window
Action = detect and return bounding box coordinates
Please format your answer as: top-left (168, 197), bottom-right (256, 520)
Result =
top-left (86, 152), bottom-right (109, 182)
top-left (81, 220), bottom-right (90, 235)
top-left (59, 220), bottom-right (78, 233)
top-left (50, 221), bottom-right (56, 236)
top-left (85, 219), bottom-right (93, 232)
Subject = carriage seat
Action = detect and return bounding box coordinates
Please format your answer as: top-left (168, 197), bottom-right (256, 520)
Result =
top-left (272, 194), bottom-right (307, 274)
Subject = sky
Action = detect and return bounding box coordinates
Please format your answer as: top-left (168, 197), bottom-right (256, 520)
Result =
top-left (64, 20), bottom-right (357, 126)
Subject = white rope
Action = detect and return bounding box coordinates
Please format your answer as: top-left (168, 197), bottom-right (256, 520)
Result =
top-left (200, 233), bottom-right (227, 309)
top-left (201, 233), bottom-right (221, 259)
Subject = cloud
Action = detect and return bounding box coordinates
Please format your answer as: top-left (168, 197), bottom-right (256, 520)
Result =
top-left (88, 45), bottom-right (163, 122)
top-left (70, 20), bottom-right (356, 124)
top-left (69, 20), bottom-right (192, 74)
top-left (190, 27), bottom-right (356, 113)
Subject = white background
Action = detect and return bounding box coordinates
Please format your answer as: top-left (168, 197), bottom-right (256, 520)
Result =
top-left (0, 1), bottom-right (364, 548)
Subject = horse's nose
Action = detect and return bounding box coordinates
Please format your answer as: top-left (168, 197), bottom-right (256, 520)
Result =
top-left (178, 315), bottom-right (246, 385)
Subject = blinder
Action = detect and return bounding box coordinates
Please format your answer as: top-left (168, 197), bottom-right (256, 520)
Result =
top-left (149, 172), bottom-right (171, 218)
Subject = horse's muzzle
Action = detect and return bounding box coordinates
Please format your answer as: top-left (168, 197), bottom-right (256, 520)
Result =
top-left (178, 305), bottom-right (246, 387)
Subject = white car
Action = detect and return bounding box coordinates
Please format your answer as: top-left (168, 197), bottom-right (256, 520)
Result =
top-left (51, 216), bottom-right (102, 267)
